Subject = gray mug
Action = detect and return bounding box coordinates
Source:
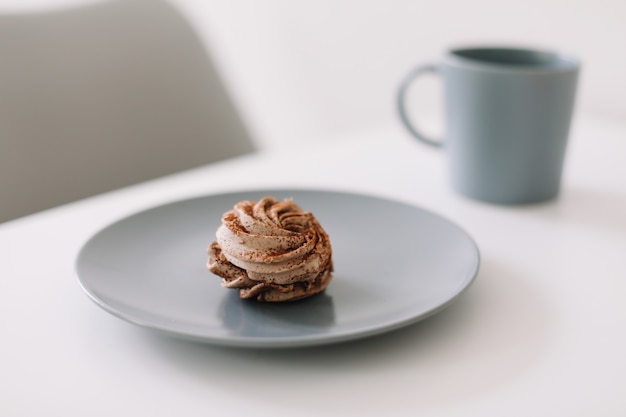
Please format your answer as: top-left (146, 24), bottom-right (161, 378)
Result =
top-left (398, 46), bottom-right (580, 204)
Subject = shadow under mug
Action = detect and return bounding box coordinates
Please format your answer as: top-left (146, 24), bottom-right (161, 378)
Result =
top-left (398, 47), bottom-right (580, 205)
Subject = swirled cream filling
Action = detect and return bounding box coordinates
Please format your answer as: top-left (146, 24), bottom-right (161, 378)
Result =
top-left (207, 197), bottom-right (333, 301)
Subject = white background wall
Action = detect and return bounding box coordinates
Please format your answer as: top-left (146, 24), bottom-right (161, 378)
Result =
top-left (1, 0), bottom-right (624, 150)
top-left (171, 0), bottom-right (626, 149)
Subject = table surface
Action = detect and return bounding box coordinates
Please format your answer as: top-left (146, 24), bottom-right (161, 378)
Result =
top-left (2, 114), bottom-right (625, 416)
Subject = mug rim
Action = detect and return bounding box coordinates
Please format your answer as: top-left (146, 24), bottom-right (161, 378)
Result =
top-left (445, 46), bottom-right (580, 73)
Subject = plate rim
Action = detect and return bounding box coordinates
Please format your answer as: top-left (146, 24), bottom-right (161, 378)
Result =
top-left (75, 187), bottom-right (480, 348)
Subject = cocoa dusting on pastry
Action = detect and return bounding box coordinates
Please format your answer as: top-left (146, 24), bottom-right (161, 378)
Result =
top-left (207, 197), bottom-right (333, 302)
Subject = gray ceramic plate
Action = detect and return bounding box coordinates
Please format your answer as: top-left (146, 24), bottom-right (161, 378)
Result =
top-left (76, 189), bottom-right (480, 348)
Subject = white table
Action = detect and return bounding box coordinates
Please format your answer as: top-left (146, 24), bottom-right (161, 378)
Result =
top-left (2, 114), bottom-right (625, 416)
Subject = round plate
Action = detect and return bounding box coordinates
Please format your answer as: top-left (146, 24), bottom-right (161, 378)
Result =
top-left (76, 189), bottom-right (480, 348)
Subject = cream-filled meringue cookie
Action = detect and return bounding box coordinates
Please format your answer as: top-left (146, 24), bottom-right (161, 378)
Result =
top-left (207, 197), bottom-right (333, 302)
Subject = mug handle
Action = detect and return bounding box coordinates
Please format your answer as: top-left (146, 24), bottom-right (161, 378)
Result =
top-left (397, 64), bottom-right (443, 148)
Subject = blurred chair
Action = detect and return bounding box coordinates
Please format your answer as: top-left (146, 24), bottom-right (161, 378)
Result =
top-left (0, 0), bottom-right (255, 223)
